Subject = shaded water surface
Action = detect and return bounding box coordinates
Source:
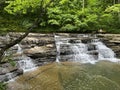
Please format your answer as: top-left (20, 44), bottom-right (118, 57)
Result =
top-left (7, 61), bottom-right (120, 90)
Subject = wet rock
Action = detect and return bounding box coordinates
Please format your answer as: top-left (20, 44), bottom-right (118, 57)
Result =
top-left (0, 61), bottom-right (23, 82)
top-left (60, 44), bottom-right (74, 55)
top-left (69, 39), bottom-right (76, 43)
top-left (87, 50), bottom-right (98, 60)
top-left (0, 63), bottom-right (18, 75)
top-left (81, 38), bottom-right (92, 43)
top-left (87, 44), bottom-right (96, 51)
top-left (69, 39), bottom-right (82, 43)
top-left (34, 57), bottom-right (55, 66)
top-left (13, 69), bottom-right (23, 76)
top-left (60, 55), bottom-right (73, 61)
top-left (21, 34), bottom-right (54, 46)
top-left (0, 33), bottom-right (56, 82)
top-left (0, 69), bottom-right (23, 82)
top-left (24, 46), bottom-right (56, 57)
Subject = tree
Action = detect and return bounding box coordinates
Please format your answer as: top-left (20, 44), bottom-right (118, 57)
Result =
top-left (105, 4), bottom-right (120, 28)
top-left (0, 0), bottom-right (54, 62)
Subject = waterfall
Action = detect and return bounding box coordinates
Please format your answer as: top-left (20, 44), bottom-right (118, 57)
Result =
top-left (5, 73), bottom-right (13, 81)
top-left (54, 34), bottom-right (71, 62)
top-left (54, 34), bottom-right (119, 64)
top-left (56, 43), bottom-right (60, 63)
top-left (54, 35), bottom-right (60, 62)
top-left (70, 43), bottom-right (95, 64)
top-left (16, 44), bottom-right (36, 72)
top-left (15, 44), bottom-right (22, 54)
top-left (93, 42), bottom-right (118, 62)
top-left (18, 56), bottom-right (36, 72)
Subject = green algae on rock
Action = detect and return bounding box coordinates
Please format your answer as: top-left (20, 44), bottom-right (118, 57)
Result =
top-left (7, 61), bottom-right (120, 90)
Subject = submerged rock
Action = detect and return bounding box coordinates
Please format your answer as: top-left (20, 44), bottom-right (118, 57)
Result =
top-left (7, 61), bottom-right (120, 90)
top-left (0, 33), bottom-right (120, 83)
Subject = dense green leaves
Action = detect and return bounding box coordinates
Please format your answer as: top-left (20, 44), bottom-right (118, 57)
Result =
top-left (105, 4), bottom-right (120, 13)
top-left (0, 82), bottom-right (6, 90)
top-left (1, 0), bottom-right (120, 33)
top-left (4, 0), bottom-right (51, 14)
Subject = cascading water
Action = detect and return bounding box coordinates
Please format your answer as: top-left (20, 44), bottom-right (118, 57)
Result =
top-left (18, 56), bottom-right (36, 72)
top-left (54, 34), bottom-right (119, 64)
top-left (4, 44), bottom-right (36, 82)
top-left (54, 35), bottom-right (71, 62)
top-left (5, 73), bottom-right (12, 81)
top-left (54, 35), bottom-right (60, 63)
top-left (15, 44), bottom-right (22, 54)
top-left (93, 42), bottom-right (118, 62)
top-left (15, 44), bottom-right (36, 72)
top-left (70, 43), bottom-right (95, 64)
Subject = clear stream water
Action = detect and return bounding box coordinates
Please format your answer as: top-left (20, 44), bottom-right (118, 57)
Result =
top-left (7, 62), bottom-right (120, 90)
top-left (7, 34), bottom-right (120, 90)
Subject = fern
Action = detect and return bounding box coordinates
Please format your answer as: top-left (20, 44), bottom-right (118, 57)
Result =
top-left (48, 19), bottom-right (60, 26)
top-left (61, 24), bottom-right (77, 31)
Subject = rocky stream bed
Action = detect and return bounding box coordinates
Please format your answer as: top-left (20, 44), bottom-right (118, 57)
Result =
top-left (0, 33), bottom-right (120, 82)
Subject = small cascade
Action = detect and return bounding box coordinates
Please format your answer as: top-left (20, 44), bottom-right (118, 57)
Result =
top-left (6, 34), bottom-right (10, 42)
top-left (56, 43), bottom-right (60, 63)
top-left (16, 44), bottom-right (36, 72)
top-left (18, 56), bottom-right (36, 72)
top-left (93, 42), bottom-right (117, 62)
top-left (3, 44), bottom-right (36, 82)
top-left (5, 73), bottom-right (12, 81)
top-left (54, 35), bottom-right (68, 62)
top-left (71, 43), bottom-right (95, 63)
top-left (5, 73), bottom-right (16, 82)
top-left (54, 34), bottom-right (119, 64)
top-left (54, 35), bottom-right (60, 62)
top-left (15, 44), bottom-right (22, 54)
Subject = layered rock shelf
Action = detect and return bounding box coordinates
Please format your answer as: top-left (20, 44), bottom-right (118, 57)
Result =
top-left (0, 33), bottom-right (56, 82)
top-left (0, 33), bottom-right (120, 82)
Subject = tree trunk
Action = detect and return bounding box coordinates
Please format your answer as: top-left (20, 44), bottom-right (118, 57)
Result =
top-left (82, 0), bottom-right (85, 11)
top-left (113, 0), bottom-right (115, 4)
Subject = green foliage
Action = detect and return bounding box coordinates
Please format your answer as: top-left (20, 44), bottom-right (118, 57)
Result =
top-left (5, 0), bottom-right (39, 14)
top-left (21, 19), bottom-right (33, 28)
top-left (1, 48), bottom-right (16, 66)
top-left (0, 0), bottom-right (120, 33)
top-left (48, 19), bottom-right (60, 26)
top-left (8, 58), bottom-right (16, 66)
top-left (100, 14), bottom-right (114, 29)
top-left (105, 4), bottom-right (120, 13)
top-left (0, 82), bottom-right (6, 90)
top-left (61, 24), bottom-right (77, 31)
top-left (4, 0), bottom-right (51, 14)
